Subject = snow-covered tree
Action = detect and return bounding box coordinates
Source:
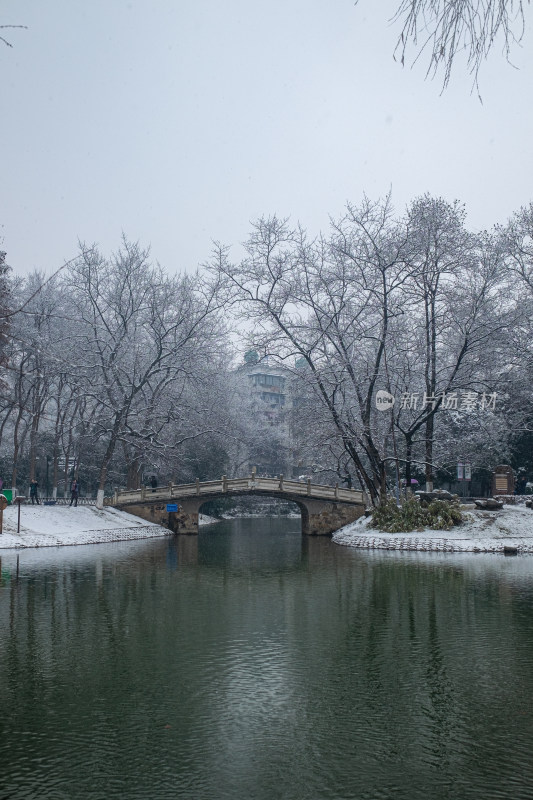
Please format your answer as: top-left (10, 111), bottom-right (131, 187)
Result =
top-left (210, 196), bottom-right (417, 503)
top-left (66, 237), bottom-right (227, 506)
top-left (211, 194), bottom-right (522, 503)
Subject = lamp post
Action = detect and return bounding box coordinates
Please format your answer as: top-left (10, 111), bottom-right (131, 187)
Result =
top-left (46, 455), bottom-right (50, 499)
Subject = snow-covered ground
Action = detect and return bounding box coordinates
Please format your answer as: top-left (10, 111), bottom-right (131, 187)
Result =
top-left (199, 513), bottom-right (219, 526)
top-left (0, 504), bottom-right (219, 549)
top-left (333, 504), bottom-right (533, 554)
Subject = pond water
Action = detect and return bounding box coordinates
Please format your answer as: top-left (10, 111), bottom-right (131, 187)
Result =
top-left (1, 517), bottom-right (533, 800)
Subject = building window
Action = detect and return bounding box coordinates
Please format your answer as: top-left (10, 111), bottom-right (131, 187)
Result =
top-left (252, 373), bottom-right (285, 389)
top-left (260, 392), bottom-right (285, 405)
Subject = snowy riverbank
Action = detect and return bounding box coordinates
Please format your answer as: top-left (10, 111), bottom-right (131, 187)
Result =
top-left (333, 503), bottom-right (533, 554)
top-left (4, 502), bottom-right (532, 555)
top-left (0, 505), bottom-right (218, 549)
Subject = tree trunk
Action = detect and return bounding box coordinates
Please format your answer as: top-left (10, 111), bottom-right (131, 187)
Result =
top-left (10, 409), bottom-right (26, 498)
top-left (405, 435), bottom-right (413, 495)
top-left (123, 443), bottom-right (142, 490)
top-left (52, 443), bottom-right (59, 499)
top-left (379, 461), bottom-right (387, 504)
top-left (96, 415), bottom-right (124, 508)
top-left (425, 414), bottom-right (434, 492)
top-left (28, 406), bottom-right (41, 482)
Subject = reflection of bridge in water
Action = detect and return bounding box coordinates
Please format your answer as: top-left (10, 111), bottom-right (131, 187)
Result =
top-left (107, 475), bottom-right (367, 535)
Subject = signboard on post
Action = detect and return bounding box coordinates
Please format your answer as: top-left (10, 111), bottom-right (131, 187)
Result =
top-left (457, 463), bottom-right (464, 481)
top-left (492, 465), bottom-right (515, 496)
top-left (464, 463), bottom-right (472, 481)
top-left (166, 503), bottom-right (178, 513)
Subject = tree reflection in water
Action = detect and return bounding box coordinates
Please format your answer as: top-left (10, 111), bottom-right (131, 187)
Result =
top-left (1, 521), bottom-right (533, 800)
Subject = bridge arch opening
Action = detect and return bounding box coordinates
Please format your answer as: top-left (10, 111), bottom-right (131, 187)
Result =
top-left (194, 495), bottom-right (317, 535)
top-left (198, 495), bottom-right (303, 526)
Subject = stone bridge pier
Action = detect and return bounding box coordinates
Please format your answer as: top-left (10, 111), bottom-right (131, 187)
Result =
top-left (292, 496), bottom-right (365, 535)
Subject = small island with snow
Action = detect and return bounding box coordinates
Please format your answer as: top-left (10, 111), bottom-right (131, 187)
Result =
top-left (333, 493), bottom-right (533, 554)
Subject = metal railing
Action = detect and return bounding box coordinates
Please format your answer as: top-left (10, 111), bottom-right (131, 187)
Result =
top-left (107, 475), bottom-right (366, 507)
top-left (30, 497), bottom-right (96, 506)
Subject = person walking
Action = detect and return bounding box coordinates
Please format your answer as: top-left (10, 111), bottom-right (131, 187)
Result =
top-left (70, 478), bottom-right (79, 507)
top-left (29, 479), bottom-right (40, 505)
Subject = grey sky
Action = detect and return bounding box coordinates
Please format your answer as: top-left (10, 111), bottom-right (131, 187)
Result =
top-left (2, 0), bottom-right (532, 276)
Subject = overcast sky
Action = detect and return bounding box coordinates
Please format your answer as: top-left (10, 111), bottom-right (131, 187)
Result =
top-left (2, 0), bottom-right (532, 276)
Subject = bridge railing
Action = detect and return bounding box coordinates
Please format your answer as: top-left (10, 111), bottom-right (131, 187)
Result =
top-left (107, 475), bottom-right (365, 506)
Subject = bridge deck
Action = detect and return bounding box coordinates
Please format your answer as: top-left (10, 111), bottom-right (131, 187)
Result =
top-left (108, 476), bottom-right (365, 506)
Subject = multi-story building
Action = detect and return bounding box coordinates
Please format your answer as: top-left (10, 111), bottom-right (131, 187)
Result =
top-left (237, 351), bottom-right (292, 476)
top-left (244, 352), bottom-right (286, 411)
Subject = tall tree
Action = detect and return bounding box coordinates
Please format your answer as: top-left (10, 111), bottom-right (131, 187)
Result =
top-left (399, 196), bottom-right (475, 489)
top-left (68, 237), bottom-right (226, 506)
top-left (211, 196), bottom-right (414, 504)
top-left (0, 250), bottom-right (11, 382)
top-left (498, 202), bottom-right (533, 447)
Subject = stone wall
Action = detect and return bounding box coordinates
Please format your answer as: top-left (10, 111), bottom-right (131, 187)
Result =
top-left (300, 497), bottom-right (366, 535)
top-left (118, 502), bottom-right (171, 528)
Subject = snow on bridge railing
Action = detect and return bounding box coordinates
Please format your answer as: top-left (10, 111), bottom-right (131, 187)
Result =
top-left (107, 475), bottom-right (365, 506)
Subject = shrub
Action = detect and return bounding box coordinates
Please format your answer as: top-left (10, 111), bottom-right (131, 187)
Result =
top-left (370, 497), bottom-right (463, 533)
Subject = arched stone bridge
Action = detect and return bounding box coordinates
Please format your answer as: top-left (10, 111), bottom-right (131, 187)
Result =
top-left (106, 475), bottom-right (367, 535)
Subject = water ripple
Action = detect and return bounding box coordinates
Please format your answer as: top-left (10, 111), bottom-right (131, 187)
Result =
top-left (2, 521), bottom-right (533, 799)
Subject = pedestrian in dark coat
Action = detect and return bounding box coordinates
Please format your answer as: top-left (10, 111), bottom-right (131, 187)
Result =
top-left (70, 478), bottom-right (79, 507)
top-left (30, 479), bottom-right (40, 504)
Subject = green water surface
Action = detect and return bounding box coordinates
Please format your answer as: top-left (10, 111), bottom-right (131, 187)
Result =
top-left (1, 517), bottom-right (533, 799)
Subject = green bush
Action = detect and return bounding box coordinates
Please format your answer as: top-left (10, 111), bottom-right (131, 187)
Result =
top-left (370, 497), bottom-right (463, 533)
